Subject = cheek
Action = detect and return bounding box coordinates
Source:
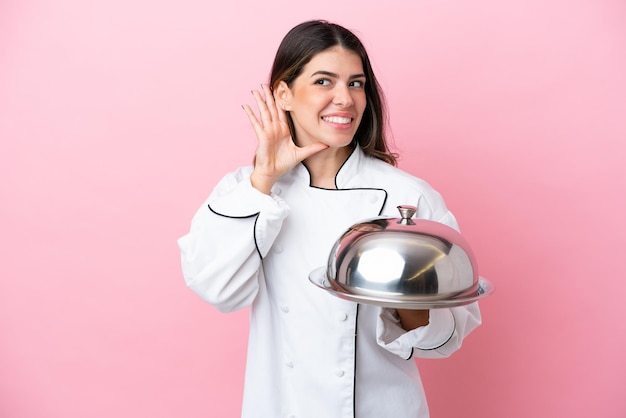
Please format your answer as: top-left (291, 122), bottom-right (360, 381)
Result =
top-left (295, 96), bottom-right (324, 118)
top-left (310, 94), bottom-right (332, 111)
top-left (357, 97), bottom-right (368, 118)
top-left (355, 91), bottom-right (367, 108)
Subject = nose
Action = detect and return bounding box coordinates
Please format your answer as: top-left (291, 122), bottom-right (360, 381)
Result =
top-left (333, 84), bottom-right (354, 108)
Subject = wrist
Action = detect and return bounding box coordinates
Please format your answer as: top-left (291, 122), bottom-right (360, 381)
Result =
top-left (250, 171), bottom-right (275, 195)
top-left (396, 309), bottom-right (430, 331)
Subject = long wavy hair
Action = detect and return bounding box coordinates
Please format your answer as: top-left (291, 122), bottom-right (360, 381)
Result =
top-left (269, 20), bottom-right (397, 166)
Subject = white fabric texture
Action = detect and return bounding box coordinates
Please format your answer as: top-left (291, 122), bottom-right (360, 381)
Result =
top-left (178, 147), bottom-right (482, 418)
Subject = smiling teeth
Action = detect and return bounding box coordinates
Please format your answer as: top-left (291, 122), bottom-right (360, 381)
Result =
top-left (323, 116), bottom-right (351, 124)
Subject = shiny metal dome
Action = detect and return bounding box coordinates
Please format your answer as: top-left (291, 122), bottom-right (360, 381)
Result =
top-left (309, 205), bottom-right (494, 308)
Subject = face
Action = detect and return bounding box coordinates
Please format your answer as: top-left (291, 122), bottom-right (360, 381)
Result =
top-left (277, 46), bottom-right (367, 149)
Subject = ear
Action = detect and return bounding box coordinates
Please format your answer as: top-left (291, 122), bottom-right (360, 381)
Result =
top-left (274, 81), bottom-right (293, 111)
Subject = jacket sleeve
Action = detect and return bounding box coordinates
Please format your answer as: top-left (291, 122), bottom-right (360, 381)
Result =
top-left (376, 303), bottom-right (482, 359)
top-left (374, 179), bottom-right (483, 359)
top-left (177, 167), bottom-right (289, 312)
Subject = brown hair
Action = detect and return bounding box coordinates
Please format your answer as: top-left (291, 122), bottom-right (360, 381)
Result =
top-left (269, 20), bottom-right (397, 166)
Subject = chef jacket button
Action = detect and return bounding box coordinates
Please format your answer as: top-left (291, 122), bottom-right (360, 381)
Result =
top-left (335, 369), bottom-right (345, 377)
top-left (286, 361), bottom-right (294, 368)
top-left (337, 312), bottom-right (348, 321)
top-left (273, 187), bottom-right (282, 195)
top-left (274, 244), bottom-right (284, 254)
top-left (280, 305), bottom-right (289, 313)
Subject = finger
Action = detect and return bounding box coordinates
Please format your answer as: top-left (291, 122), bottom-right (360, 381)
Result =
top-left (262, 83), bottom-right (289, 125)
top-left (242, 104), bottom-right (266, 138)
top-left (251, 89), bottom-right (272, 126)
top-left (296, 142), bottom-right (330, 162)
top-left (276, 100), bottom-right (290, 125)
top-left (242, 104), bottom-right (261, 128)
top-left (261, 84), bottom-right (279, 121)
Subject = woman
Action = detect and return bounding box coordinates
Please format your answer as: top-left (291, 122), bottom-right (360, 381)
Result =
top-left (178, 20), bottom-right (482, 418)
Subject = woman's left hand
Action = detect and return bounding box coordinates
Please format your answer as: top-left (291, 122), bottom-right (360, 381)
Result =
top-left (396, 309), bottom-right (430, 330)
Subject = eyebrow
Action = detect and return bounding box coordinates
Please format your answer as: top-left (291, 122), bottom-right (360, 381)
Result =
top-left (310, 70), bottom-right (366, 79)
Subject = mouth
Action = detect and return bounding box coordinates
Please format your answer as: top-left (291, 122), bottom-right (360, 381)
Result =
top-left (321, 115), bottom-right (353, 125)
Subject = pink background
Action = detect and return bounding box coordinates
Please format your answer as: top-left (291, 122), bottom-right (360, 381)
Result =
top-left (1, 0), bottom-right (625, 417)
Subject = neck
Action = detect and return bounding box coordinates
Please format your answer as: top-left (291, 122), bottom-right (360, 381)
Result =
top-left (303, 145), bottom-right (353, 189)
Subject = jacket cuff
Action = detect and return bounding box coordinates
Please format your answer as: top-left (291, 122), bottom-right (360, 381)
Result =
top-left (376, 308), bottom-right (456, 359)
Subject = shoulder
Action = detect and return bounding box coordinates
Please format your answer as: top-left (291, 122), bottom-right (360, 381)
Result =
top-left (361, 155), bottom-right (440, 198)
top-left (207, 165), bottom-right (254, 199)
top-left (215, 165), bottom-right (254, 187)
top-left (360, 155), bottom-right (457, 227)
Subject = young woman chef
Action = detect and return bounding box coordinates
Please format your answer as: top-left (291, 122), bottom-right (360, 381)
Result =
top-left (178, 19), bottom-right (482, 418)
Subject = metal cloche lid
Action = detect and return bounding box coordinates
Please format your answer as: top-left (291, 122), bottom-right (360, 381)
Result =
top-left (309, 205), bottom-right (495, 309)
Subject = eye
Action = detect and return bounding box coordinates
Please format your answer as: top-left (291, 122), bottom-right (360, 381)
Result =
top-left (349, 80), bottom-right (365, 88)
top-left (315, 78), bottom-right (331, 86)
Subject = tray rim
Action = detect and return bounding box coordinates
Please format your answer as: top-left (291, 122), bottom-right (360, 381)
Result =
top-left (308, 266), bottom-right (495, 309)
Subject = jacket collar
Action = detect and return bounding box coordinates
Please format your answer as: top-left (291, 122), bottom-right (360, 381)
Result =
top-left (335, 146), bottom-right (363, 189)
top-left (293, 146), bottom-right (370, 190)
top-left (285, 147), bottom-right (387, 218)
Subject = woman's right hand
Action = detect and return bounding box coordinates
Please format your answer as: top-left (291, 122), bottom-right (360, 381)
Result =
top-left (242, 84), bottom-right (328, 194)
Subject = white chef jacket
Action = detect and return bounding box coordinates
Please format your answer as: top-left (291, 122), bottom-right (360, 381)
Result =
top-left (178, 146), bottom-right (482, 418)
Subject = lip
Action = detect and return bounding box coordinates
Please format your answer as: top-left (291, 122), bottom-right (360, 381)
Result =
top-left (321, 112), bottom-right (356, 130)
top-left (322, 112), bottom-right (355, 119)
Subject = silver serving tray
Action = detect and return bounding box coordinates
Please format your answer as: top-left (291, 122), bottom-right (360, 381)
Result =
top-left (309, 267), bottom-right (495, 309)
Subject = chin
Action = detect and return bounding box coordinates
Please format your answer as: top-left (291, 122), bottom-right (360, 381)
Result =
top-left (325, 134), bottom-right (356, 148)
top-left (326, 141), bottom-right (354, 150)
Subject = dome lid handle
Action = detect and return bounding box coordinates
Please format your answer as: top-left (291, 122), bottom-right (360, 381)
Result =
top-left (397, 205), bottom-right (417, 225)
